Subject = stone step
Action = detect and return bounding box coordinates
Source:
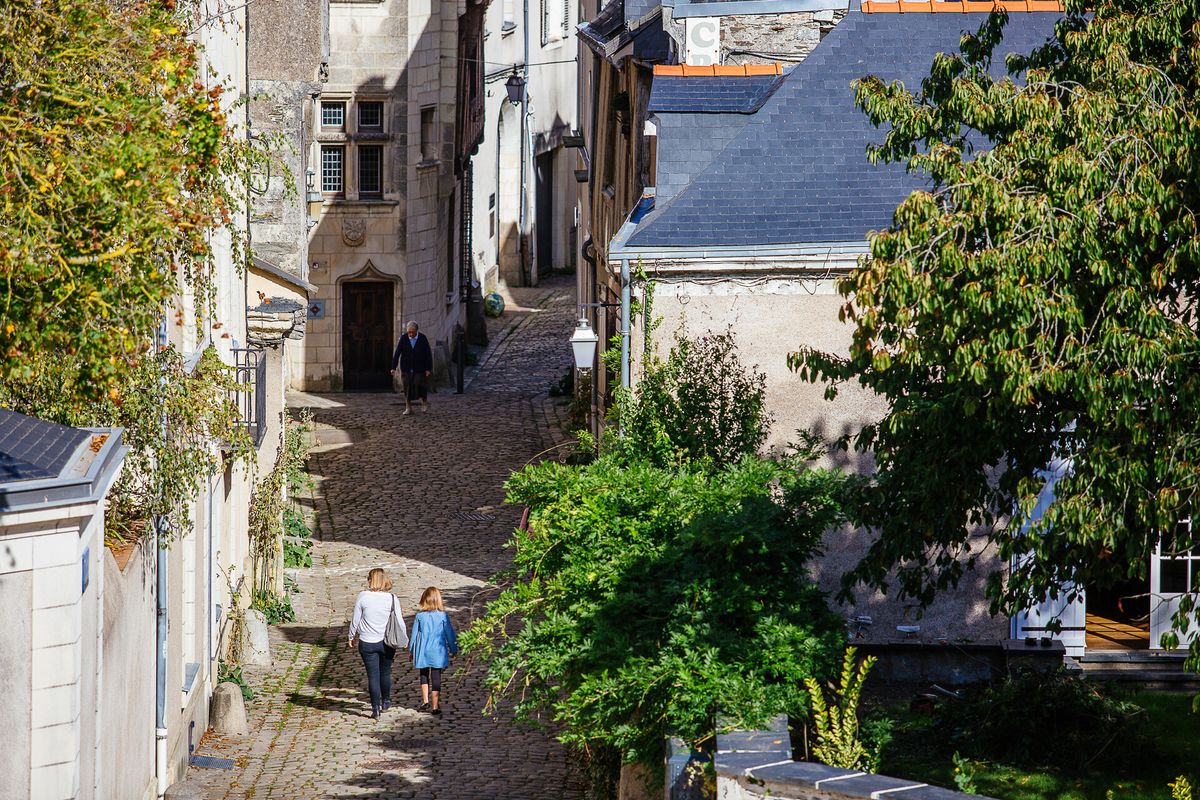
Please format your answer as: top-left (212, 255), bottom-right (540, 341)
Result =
top-left (1079, 668), bottom-right (1200, 692)
top-left (1078, 651), bottom-right (1189, 671)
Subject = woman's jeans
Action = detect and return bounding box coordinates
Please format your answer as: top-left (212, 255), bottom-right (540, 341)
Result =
top-left (358, 640), bottom-right (396, 713)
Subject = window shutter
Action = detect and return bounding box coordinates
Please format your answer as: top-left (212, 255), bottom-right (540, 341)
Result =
top-left (563, 0), bottom-right (570, 37)
top-left (541, 0), bottom-right (549, 46)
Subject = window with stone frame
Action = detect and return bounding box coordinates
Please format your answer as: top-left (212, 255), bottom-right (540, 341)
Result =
top-left (541, 0), bottom-right (565, 46)
top-left (420, 107), bottom-right (437, 162)
top-left (321, 101), bottom-right (346, 130)
top-left (358, 146), bottom-right (383, 197)
top-left (358, 101), bottom-right (384, 131)
top-left (321, 145), bottom-right (344, 195)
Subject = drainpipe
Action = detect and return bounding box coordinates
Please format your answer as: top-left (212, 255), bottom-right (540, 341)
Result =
top-left (519, 0), bottom-right (530, 285)
top-left (155, 316), bottom-right (169, 798)
top-left (619, 257), bottom-right (631, 390)
top-left (155, 524), bottom-right (169, 798)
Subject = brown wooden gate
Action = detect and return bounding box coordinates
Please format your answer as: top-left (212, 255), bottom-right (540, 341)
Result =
top-left (341, 281), bottom-right (394, 391)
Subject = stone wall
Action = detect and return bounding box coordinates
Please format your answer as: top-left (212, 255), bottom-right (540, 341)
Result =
top-left (632, 271), bottom-right (1009, 644)
top-left (302, 0), bottom-right (466, 390)
top-left (721, 10), bottom-right (846, 67)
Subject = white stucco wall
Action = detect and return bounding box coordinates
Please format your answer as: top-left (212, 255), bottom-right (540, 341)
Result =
top-left (630, 266), bottom-right (1008, 643)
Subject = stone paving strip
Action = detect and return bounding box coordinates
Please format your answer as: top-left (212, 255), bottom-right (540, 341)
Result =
top-left (185, 277), bottom-right (586, 799)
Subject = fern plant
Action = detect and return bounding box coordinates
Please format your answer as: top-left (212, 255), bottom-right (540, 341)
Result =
top-left (804, 647), bottom-right (879, 771)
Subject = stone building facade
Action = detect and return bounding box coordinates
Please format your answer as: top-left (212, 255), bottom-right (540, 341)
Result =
top-left (303, 0), bottom-right (473, 391)
top-left (468, 0), bottom-right (581, 292)
top-left (247, 0), bottom-right (329, 389)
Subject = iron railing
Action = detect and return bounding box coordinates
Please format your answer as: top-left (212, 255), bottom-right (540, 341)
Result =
top-left (230, 347), bottom-right (267, 447)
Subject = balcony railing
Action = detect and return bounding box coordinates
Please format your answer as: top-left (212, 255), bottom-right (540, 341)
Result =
top-left (230, 347), bottom-right (267, 447)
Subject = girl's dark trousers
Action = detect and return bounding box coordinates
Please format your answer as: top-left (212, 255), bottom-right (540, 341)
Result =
top-left (358, 640), bottom-right (396, 714)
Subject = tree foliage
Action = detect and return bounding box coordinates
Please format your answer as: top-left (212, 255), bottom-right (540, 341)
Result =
top-left (0, 0), bottom-right (250, 399)
top-left (465, 452), bottom-right (845, 765)
top-left (467, 336), bottom-right (844, 767)
top-left (794, 2), bottom-right (1200, 661)
top-left (0, 0), bottom-right (270, 546)
top-left (0, 347), bottom-right (250, 544)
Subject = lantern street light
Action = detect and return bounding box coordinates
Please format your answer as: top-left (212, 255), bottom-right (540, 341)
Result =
top-left (505, 70), bottom-right (526, 106)
top-left (305, 168), bottom-right (323, 230)
top-left (569, 318), bottom-right (599, 371)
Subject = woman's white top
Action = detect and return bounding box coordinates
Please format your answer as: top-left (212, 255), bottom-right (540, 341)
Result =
top-left (349, 590), bottom-right (403, 644)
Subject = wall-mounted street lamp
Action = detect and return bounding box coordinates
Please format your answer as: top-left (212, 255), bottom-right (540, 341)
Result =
top-left (305, 168), bottom-right (323, 229)
top-left (505, 70), bottom-right (526, 106)
top-left (569, 317), bottom-right (599, 371)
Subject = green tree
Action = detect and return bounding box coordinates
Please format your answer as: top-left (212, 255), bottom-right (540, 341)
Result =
top-left (794, 3), bottom-right (1200, 661)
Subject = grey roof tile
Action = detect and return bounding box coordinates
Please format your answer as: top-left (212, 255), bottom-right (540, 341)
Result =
top-left (629, 5), bottom-right (1062, 248)
top-left (0, 408), bottom-right (90, 483)
top-left (649, 74), bottom-right (788, 114)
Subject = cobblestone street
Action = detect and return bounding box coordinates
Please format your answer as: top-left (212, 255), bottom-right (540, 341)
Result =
top-left (187, 278), bottom-right (587, 799)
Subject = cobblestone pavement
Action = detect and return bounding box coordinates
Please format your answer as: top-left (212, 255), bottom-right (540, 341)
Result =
top-left (187, 276), bottom-right (586, 799)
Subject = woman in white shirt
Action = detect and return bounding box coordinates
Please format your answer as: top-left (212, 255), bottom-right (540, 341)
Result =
top-left (348, 568), bottom-right (407, 719)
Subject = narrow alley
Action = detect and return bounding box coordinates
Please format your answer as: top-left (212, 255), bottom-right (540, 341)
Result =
top-left (186, 278), bottom-right (586, 799)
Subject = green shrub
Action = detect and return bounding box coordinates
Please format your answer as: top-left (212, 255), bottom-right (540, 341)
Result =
top-left (614, 332), bottom-right (770, 470)
top-left (282, 507), bottom-right (312, 568)
top-left (470, 332), bottom-right (846, 778)
top-left (805, 647), bottom-right (880, 771)
top-left (934, 669), bottom-right (1145, 772)
top-left (252, 591), bottom-right (296, 625)
top-left (218, 660), bottom-right (254, 701)
top-left (466, 448), bottom-right (846, 766)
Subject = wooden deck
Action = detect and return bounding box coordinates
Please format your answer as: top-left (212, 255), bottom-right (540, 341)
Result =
top-left (1085, 612), bottom-right (1150, 650)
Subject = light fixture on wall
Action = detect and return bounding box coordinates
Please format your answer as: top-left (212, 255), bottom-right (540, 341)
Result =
top-left (305, 168), bottom-right (323, 229)
top-left (505, 69), bottom-right (525, 106)
top-left (569, 318), bottom-right (599, 371)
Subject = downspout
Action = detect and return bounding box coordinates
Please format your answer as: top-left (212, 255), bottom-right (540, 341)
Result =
top-left (495, 112), bottom-right (503, 270)
top-left (619, 257), bottom-right (630, 390)
top-left (155, 319), bottom-right (169, 799)
top-left (519, 0), bottom-right (530, 285)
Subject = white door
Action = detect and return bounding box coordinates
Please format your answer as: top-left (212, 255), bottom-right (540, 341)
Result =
top-left (1011, 454), bottom-right (1088, 656)
top-left (1149, 520), bottom-right (1199, 650)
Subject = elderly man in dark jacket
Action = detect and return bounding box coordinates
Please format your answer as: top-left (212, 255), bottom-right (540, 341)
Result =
top-left (390, 320), bottom-right (434, 415)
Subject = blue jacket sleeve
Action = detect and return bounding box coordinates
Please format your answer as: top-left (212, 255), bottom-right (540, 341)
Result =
top-left (408, 614), bottom-right (420, 653)
top-left (443, 614), bottom-right (458, 656)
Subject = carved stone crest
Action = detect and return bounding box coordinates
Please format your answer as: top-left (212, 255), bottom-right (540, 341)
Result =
top-left (341, 218), bottom-right (366, 247)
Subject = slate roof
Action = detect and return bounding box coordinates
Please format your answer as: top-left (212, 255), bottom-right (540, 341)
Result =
top-left (649, 74), bottom-right (788, 114)
top-left (248, 296), bottom-right (305, 315)
top-left (0, 408), bottom-right (90, 484)
top-left (627, 5), bottom-right (1063, 248)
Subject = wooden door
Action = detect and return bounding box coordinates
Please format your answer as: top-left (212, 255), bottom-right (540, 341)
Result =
top-left (341, 282), bottom-right (394, 391)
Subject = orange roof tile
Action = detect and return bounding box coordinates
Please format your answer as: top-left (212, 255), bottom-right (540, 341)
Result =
top-left (652, 63), bottom-right (783, 77)
top-left (861, 1), bottom-right (1063, 11)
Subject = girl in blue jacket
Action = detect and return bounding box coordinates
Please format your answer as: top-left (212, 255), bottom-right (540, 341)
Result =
top-left (409, 586), bottom-right (458, 716)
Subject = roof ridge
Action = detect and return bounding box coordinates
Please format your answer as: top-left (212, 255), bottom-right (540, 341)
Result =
top-left (861, 1), bottom-right (1064, 11)
top-left (654, 63), bottom-right (783, 77)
